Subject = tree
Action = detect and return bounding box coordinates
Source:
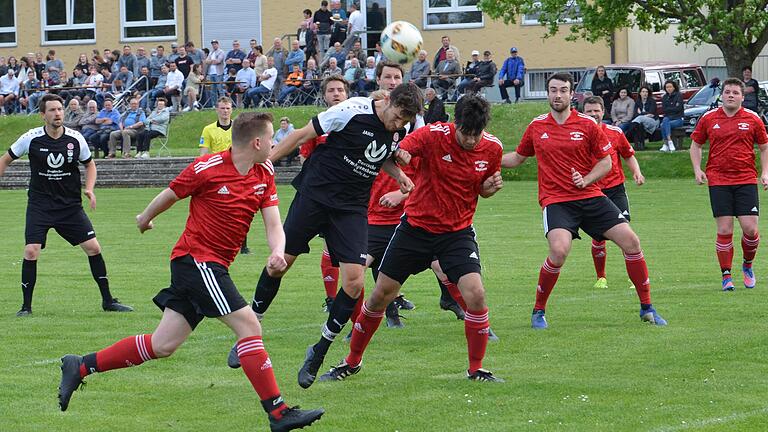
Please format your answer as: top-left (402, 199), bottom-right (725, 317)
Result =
top-left (478, 0), bottom-right (768, 78)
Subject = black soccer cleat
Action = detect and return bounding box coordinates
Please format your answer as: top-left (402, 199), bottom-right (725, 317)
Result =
top-left (439, 298), bottom-right (466, 320)
top-left (386, 314), bottom-right (405, 328)
top-left (318, 359), bottom-right (361, 382)
top-left (467, 368), bottom-right (505, 383)
top-left (297, 345), bottom-right (325, 389)
top-left (240, 246), bottom-right (251, 255)
top-left (393, 294), bottom-right (415, 310)
top-left (102, 298), bottom-right (133, 312)
top-left (227, 344), bottom-right (241, 369)
top-left (58, 355), bottom-right (85, 411)
top-left (269, 406), bottom-right (325, 432)
top-left (16, 307), bottom-right (32, 317)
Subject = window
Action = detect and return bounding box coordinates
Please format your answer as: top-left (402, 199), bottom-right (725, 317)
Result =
top-left (424, 0), bottom-right (483, 30)
top-left (523, 0), bottom-right (582, 26)
top-left (121, 0), bottom-right (177, 41)
top-left (0, 0), bottom-right (16, 47)
top-left (683, 69), bottom-right (704, 88)
top-left (41, 0), bottom-right (95, 44)
top-left (645, 72), bottom-right (662, 93)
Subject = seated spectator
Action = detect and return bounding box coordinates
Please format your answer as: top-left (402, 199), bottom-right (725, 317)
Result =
top-left (322, 57), bottom-right (342, 78)
top-left (347, 40), bottom-right (366, 65)
top-left (660, 79), bottom-right (684, 152)
top-left (246, 56), bottom-right (278, 108)
top-left (63, 98), bottom-right (84, 129)
top-left (409, 50), bottom-right (430, 89)
top-left (224, 67), bottom-right (239, 98)
top-left (164, 61), bottom-right (185, 111)
top-left (108, 97), bottom-right (146, 158)
top-left (343, 57), bottom-right (364, 95)
top-left (456, 50), bottom-right (481, 97)
top-left (137, 97), bottom-right (170, 159)
top-left (628, 84), bottom-right (658, 150)
top-left (462, 50), bottom-right (497, 96)
top-left (28, 70), bottom-right (55, 113)
top-left (431, 50), bottom-right (461, 101)
top-left (611, 87), bottom-right (635, 132)
top-left (300, 58), bottom-right (321, 104)
top-left (183, 63), bottom-right (204, 112)
top-left (277, 63), bottom-right (304, 105)
top-left (115, 65), bottom-right (135, 90)
top-left (498, 47), bottom-right (525, 103)
top-left (78, 100), bottom-right (100, 144)
top-left (423, 87), bottom-right (448, 124)
top-left (133, 66), bottom-right (152, 108)
top-left (90, 98), bottom-right (120, 156)
top-left (146, 64), bottom-right (169, 110)
top-left (0, 68), bottom-right (21, 114)
top-left (233, 59), bottom-right (256, 108)
top-left (360, 56), bottom-right (377, 95)
top-left (45, 49), bottom-right (65, 83)
top-left (59, 68), bottom-right (88, 104)
top-left (95, 67), bottom-right (115, 107)
top-left (82, 65), bottom-right (104, 104)
top-left (18, 70), bottom-right (39, 113)
top-left (273, 116), bottom-right (297, 165)
top-left (321, 42), bottom-right (346, 70)
top-left (16, 56), bottom-right (33, 82)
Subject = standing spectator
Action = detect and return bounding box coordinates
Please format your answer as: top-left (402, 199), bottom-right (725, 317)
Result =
top-left (285, 40), bottom-right (306, 71)
top-left (591, 65), bottom-right (614, 114)
top-left (314, 1), bottom-right (333, 56)
top-left (34, 52), bottom-right (46, 80)
top-left (74, 54), bottom-right (90, 76)
top-left (498, 47), bottom-right (526, 103)
top-left (431, 50), bottom-right (461, 101)
top-left (137, 97), bottom-right (170, 158)
top-left (149, 45), bottom-right (167, 87)
top-left (278, 64), bottom-right (305, 105)
top-left (6, 56), bottom-right (18, 75)
top-left (329, 0), bottom-right (348, 45)
top-left (95, 67), bottom-right (116, 108)
top-left (660, 79), bottom-right (684, 152)
top-left (133, 66), bottom-right (152, 108)
top-left (147, 64), bottom-right (169, 110)
top-left (115, 45), bottom-right (136, 76)
top-left (432, 36), bottom-right (460, 71)
top-left (298, 11), bottom-right (317, 62)
top-left (246, 39), bottom-right (260, 64)
top-left (78, 100), bottom-right (100, 144)
top-left (185, 41), bottom-right (205, 65)
top-left (63, 99), bottom-right (84, 130)
top-left (234, 59), bottom-right (257, 108)
top-left (743, 66), bottom-right (760, 112)
top-left (266, 38), bottom-right (289, 80)
top-left (423, 87), bottom-right (448, 124)
top-left (167, 42), bottom-right (180, 63)
top-left (45, 50), bottom-right (65, 83)
top-left (91, 98), bottom-right (120, 156)
top-left (225, 40), bottom-right (247, 73)
top-left (174, 46), bottom-right (192, 78)
top-left (0, 68), bottom-right (21, 114)
top-left (99, 49), bottom-right (113, 72)
top-left (108, 98), bottom-right (146, 158)
top-left (134, 47), bottom-right (150, 77)
top-left (205, 39), bottom-right (227, 99)
top-left (0, 56), bottom-right (7, 76)
top-left (629, 84), bottom-right (658, 150)
top-left (165, 62), bottom-right (185, 111)
top-left (246, 57), bottom-right (278, 108)
top-left (611, 87), bottom-right (636, 132)
top-left (373, 41), bottom-right (387, 64)
top-left (251, 45), bottom-right (268, 77)
top-left (183, 63), bottom-right (204, 111)
top-left (410, 50), bottom-right (431, 89)
top-left (343, 2), bottom-right (364, 51)
top-left (366, 1), bottom-right (385, 48)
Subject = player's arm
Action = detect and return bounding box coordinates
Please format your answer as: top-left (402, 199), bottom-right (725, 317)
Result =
top-left (624, 155), bottom-right (645, 185)
top-left (83, 160), bottom-right (97, 209)
top-left (480, 171), bottom-right (503, 198)
top-left (501, 151), bottom-right (527, 168)
top-left (573, 155), bottom-right (611, 189)
top-left (136, 188), bottom-right (181, 233)
top-left (0, 152), bottom-right (13, 177)
top-left (689, 140), bottom-right (707, 184)
top-left (260, 205), bottom-right (287, 272)
top-left (381, 157), bottom-right (414, 194)
top-left (270, 121), bottom-right (317, 162)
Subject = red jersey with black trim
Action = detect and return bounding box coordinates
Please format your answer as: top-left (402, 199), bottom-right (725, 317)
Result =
top-left (517, 109), bottom-right (612, 207)
top-left (169, 150), bottom-right (279, 267)
top-left (299, 134), bottom-right (326, 159)
top-left (596, 123), bottom-right (634, 190)
top-left (399, 122), bottom-right (503, 234)
top-left (690, 107), bottom-right (768, 186)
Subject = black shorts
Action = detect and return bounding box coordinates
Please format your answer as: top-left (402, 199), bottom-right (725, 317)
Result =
top-left (602, 183), bottom-right (631, 222)
top-left (378, 218), bottom-right (481, 285)
top-left (367, 224), bottom-right (397, 269)
top-left (153, 255), bottom-right (248, 329)
top-left (709, 184), bottom-right (759, 217)
top-left (283, 192), bottom-right (368, 265)
top-left (543, 196), bottom-right (628, 241)
top-left (25, 204), bottom-right (96, 248)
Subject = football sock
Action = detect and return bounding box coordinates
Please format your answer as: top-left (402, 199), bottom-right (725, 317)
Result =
top-left (80, 334), bottom-right (156, 378)
top-left (236, 336), bottom-right (287, 419)
top-left (591, 239), bottom-right (607, 278)
top-left (534, 257), bottom-right (561, 311)
top-left (624, 251), bottom-right (652, 304)
top-left (465, 308), bottom-right (489, 374)
top-left (88, 254), bottom-right (113, 303)
top-left (252, 267), bottom-right (282, 315)
top-left (241, 237), bottom-right (248, 250)
top-left (742, 233), bottom-right (759, 267)
top-left (321, 250), bottom-right (339, 299)
top-left (716, 233), bottom-right (734, 274)
top-left (346, 302), bottom-right (385, 367)
top-left (314, 288), bottom-right (357, 356)
top-left (442, 279), bottom-right (468, 311)
top-left (436, 276), bottom-right (453, 302)
top-left (350, 287), bottom-right (364, 324)
top-left (21, 259), bottom-right (37, 310)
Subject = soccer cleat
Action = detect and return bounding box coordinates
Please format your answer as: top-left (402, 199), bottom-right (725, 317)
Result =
top-left (531, 309), bottom-right (548, 329)
top-left (488, 327), bottom-right (500, 342)
top-left (640, 307), bottom-right (668, 326)
top-left (240, 246), bottom-right (251, 255)
top-left (722, 277), bottom-right (735, 291)
top-left (16, 307), bottom-right (31, 317)
top-left (322, 297), bottom-right (334, 313)
top-left (58, 355), bottom-right (85, 411)
top-left (227, 344), bottom-right (241, 369)
top-left (393, 294), bottom-right (415, 310)
top-left (743, 265), bottom-right (756, 289)
top-left (102, 298), bottom-right (133, 312)
top-left (593, 277), bottom-right (608, 289)
top-left (386, 314), bottom-right (404, 328)
top-left (440, 298), bottom-right (466, 320)
top-left (343, 330), bottom-right (352, 343)
top-left (297, 345), bottom-right (325, 389)
top-left (467, 368), bottom-right (505, 383)
top-left (269, 406), bottom-right (325, 432)
top-left (318, 359), bottom-right (361, 382)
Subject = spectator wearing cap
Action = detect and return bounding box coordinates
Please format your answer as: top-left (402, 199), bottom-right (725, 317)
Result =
top-left (167, 42), bottom-right (180, 62)
top-left (409, 50), bottom-right (431, 89)
top-left (432, 35), bottom-right (461, 71)
top-left (456, 50), bottom-right (481, 97)
top-left (134, 46), bottom-right (150, 77)
top-left (205, 39), bottom-right (227, 99)
top-left (499, 47), bottom-right (525, 103)
top-left (225, 40), bottom-right (247, 73)
top-left (329, 0), bottom-right (348, 45)
top-left (313, 1), bottom-right (333, 56)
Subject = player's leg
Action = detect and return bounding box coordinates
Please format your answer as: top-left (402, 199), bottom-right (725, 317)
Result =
top-left (18, 243), bottom-right (42, 316)
top-left (532, 228), bottom-right (572, 329)
top-left (431, 260), bottom-right (467, 319)
top-left (591, 238), bottom-right (608, 287)
top-left (735, 184), bottom-right (760, 288)
top-left (79, 238), bottom-right (133, 311)
top-left (320, 240), bottom-right (339, 310)
top-left (715, 216), bottom-right (736, 290)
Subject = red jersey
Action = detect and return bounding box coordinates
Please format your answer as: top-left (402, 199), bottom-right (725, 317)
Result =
top-left (690, 107), bottom-right (768, 186)
top-left (399, 122), bottom-right (503, 234)
top-left (517, 109), bottom-right (611, 208)
top-left (168, 151), bottom-right (279, 267)
top-left (596, 123), bottom-right (634, 190)
top-left (299, 134), bottom-right (326, 159)
top-left (367, 160), bottom-right (416, 225)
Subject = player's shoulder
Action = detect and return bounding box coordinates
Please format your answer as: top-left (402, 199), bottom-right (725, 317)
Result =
top-left (527, 113), bottom-right (549, 126)
top-left (191, 152), bottom-right (225, 175)
top-left (63, 127), bottom-right (86, 141)
top-left (604, 124), bottom-right (624, 134)
top-left (333, 97), bottom-right (374, 114)
top-left (23, 126), bottom-right (47, 140)
top-left (255, 159), bottom-right (276, 178)
top-left (202, 121), bottom-right (218, 133)
top-left (575, 111), bottom-right (598, 125)
top-left (427, 121), bottom-right (451, 135)
top-left (481, 131), bottom-right (504, 151)
top-left (698, 107), bottom-right (720, 122)
top-left (741, 107), bottom-right (763, 122)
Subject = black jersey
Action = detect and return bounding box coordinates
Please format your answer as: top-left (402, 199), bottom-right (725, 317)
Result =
top-left (292, 97), bottom-right (406, 210)
top-left (8, 126), bottom-right (92, 209)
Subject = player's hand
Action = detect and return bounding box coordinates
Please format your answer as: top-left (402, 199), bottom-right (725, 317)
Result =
top-left (761, 173), bottom-right (768, 190)
top-left (481, 171), bottom-right (503, 196)
top-left (394, 149), bottom-right (411, 166)
top-left (633, 172), bottom-right (645, 186)
top-left (694, 170), bottom-right (707, 185)
top-left (571, 168), bottom-right (586, 189)
top-left (397, 173), bottom-right (414, 194)
top-left (379, 191), bottom-right (405, 208)
top-left (136, 214), bottom-right (154, 233)
top-left (267, 252), bottom-right (287, 273)
top-left (84, 189), bottom-right (96, 210)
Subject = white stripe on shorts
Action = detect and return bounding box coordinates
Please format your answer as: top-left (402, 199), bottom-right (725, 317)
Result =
top-left (194, 260), bottom-right (231, 315)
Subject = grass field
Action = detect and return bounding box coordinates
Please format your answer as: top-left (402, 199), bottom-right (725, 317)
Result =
top-left (1, 180), bottom-right (768, 432)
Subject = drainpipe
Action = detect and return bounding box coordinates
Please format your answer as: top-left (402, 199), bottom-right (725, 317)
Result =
top-left (183, 0), bottom-right (190, 44)
top-left (610, 31), bottom-right (616, 64)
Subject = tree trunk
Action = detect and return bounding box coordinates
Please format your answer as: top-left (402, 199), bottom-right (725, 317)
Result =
top-left (719, 43), bottom-right (758, 79)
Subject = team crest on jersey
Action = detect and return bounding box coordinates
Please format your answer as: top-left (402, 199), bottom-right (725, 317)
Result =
top-left (475, 160), bottom-right (488, 172)
top-left (570, 131), bottom-right (585, 141)
top-left (67, 143), bottom-right (74, 150)
top-left (47, 153), bottom-right (64, 168)
top-left (392, 132), bottom-right (399, 142)
top-left (738, 122), bottom-right (750, 130)
top-left (364, 140), bottom-right (390, 162)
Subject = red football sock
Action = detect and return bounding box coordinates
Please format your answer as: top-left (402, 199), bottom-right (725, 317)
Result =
top-left (80, 334), bottom-right (156, 378)
top-left (237, 336), bottom-right (287, 419)
top-left (346, 302), bottom-right (384, 368)
top-left (625, 251), bottom-right (651, 304)
top-left (465, 308), bottom-right (489, 374)
top-left (741, 233), bottom-right (759, 267)
top-left (591, 239), bottom-right (607, 278)
top-left (716, 233), bottom-right (734, 273)
top-left (443, 280), bottom-right (468, 311)
top-left (349, 287), bottom-right (364, 324)
top-left (321, 250), bottom-right (339, 299)
top-left (534, 258), bottom-right (561, 311)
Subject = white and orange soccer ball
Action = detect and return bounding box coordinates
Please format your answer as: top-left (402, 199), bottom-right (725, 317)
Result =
top-left (380, 21), bottom-right (423, 64)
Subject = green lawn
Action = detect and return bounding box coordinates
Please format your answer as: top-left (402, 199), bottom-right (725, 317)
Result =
top-left (1, 181), bottom-right (767, 431)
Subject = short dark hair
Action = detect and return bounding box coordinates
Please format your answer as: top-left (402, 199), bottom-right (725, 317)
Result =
top-left (582, 95), bottom-right (604, 110)
top-left (233, 112), bottom-right (273, 147)
top-left (389, 82), bottom-right (424, 119)
top-left (375, 61), bottom-right (404, 80)
top-left (303, 8), bottom-right (312, 15)
top-left (321, 74), bottom-right (350, 97)
top-left (454, 94), bottom-right (490, 137)
top-left (722, 77), bottom-right (746, 93)
top-left (546, 72), bottom-right (575, 91)
top-left (664, 79), bottom-right (680, 93)
top-left (156, 97), bottom-right (167, 105)
top-left (39, 94), bottom-right (64, 113)
top-left (742, 65), bottom-right (753, 73)
top-left (321, 0), bottom-right (328, 6)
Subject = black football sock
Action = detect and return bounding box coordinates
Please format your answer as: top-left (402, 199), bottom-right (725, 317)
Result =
top-left (252, 267), bottom-right (282, 316)
top-left (436, 275), bottom-right (453, 302)
top-left (241, 238), bottom-right (248, 250)
top-left (313, 287), bottom-right (357, 355)
top-left (21, 259), bottom-right (37, 310)
top-left (88, 254), bottom-right (113, 303)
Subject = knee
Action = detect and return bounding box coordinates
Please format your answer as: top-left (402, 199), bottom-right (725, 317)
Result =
top-left (621, 234), bottom-right (642, 254)
top-left (461, 284), bottom-right (486, 310)
top-left (82, 241), bottom-right (101, 256)
top-left (716, 227), bottom-right (734, 236)
top-left (548, 247), bottom-right (569, 267)
top-left (23, 244), bottom-right (41, 260)
top-left (151, 340), bottom-right (179, 358)
top-left (743, 226), bottom-right (759, 238)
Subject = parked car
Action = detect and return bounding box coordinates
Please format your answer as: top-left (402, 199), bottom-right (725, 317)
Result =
top-left (684, 80), bottom-right (768, 134)
top-left (573, 62), bottom-right (707, 113)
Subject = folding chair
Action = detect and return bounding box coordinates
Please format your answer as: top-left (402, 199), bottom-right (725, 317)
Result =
top-left (154, 117), bottom-right (172, 157)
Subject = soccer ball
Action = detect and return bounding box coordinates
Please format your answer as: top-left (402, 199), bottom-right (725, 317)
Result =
top-left (380, 21), bottom-right (423, 64)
